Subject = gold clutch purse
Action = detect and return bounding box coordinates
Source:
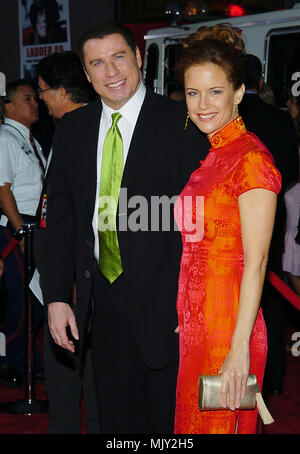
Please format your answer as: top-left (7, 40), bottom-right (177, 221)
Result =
top-left (198, 374), bottom-right (274, 425)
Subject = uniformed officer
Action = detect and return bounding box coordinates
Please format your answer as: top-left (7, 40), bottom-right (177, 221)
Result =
top-left (0, 79), bottom-right (46, 387)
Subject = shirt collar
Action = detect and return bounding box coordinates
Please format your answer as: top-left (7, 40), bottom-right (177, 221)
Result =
top-left (101, 81), bottom-right (146, 125)
top-left (3, 117), bottom-right (31, 138)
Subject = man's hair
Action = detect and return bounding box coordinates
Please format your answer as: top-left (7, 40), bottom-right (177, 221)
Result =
top-left (77, 22), bottom-right (137, 67)
top-left (37, 51), bottom-right (96, 103)
top-left (5, 79), bottom-right (33, 104)
top-left (243, 54), bottom-right (262, 90)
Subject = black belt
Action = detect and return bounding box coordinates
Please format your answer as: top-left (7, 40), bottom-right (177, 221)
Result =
top-left (19, 214), bottom-right (37, 223)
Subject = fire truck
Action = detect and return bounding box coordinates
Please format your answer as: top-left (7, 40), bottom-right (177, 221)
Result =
top-left (142, 2), bottom-right (300, 107)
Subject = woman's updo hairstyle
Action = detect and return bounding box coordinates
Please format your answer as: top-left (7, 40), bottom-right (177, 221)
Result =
top-left (176, 23), bottom-right (245, 90)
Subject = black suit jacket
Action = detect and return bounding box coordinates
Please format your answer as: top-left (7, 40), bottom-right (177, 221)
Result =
top-left (239, 93), bottom-right (299, 192)
top-left (239, 93), bottom-right (299, 269)
top-left (39, 88), bottom-right (209, 369)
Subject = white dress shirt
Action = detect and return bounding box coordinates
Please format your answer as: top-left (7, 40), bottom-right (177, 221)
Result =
top-left (0, 118), bottom-right (46, 226)
top-left (92, 82), bottom-right (146, 261)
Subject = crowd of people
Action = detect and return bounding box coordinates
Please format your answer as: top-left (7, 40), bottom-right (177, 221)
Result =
top-left (0, 21), bottom-right (299, 435)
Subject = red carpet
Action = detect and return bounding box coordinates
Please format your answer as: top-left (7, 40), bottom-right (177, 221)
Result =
top-left (0, 325), bottom-right (299, 434)
top-left (0, 384), bottom-right (49, 434)
top-left (262, 353), bottom-right (300, 434)
top-left (0, 382), bottom-right (88, 434)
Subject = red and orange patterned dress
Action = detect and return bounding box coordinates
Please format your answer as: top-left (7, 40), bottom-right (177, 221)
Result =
top-left (174, 116), bottom-right (281, 434)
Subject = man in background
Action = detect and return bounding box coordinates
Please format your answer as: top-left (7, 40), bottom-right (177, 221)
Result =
top-left (33, 51), bottom-right (99, 434)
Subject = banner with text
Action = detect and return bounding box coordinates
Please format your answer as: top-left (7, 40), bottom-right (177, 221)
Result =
top-left (18, 0), bottom-right (71, 84)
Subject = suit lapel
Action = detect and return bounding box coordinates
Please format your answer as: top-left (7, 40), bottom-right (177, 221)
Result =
top-left (81, 99), bottom-right (103, 214)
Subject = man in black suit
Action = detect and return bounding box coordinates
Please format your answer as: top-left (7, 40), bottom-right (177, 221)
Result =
top-left (239, 55), bottom-right (299, 196)
top-left (40, 22), bottom-right (209, 433)
top-left (239, 54), bottom-right (299, 394)
top-left (33, 51), bottom-right (99, 434)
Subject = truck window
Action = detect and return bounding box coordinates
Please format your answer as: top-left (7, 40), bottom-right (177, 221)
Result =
top-left (164, 43), bottom-right (182, 97)
top-left (266, 28), bottom-right (300, 108)
top-left (144, 43), bottom-right (159, 91)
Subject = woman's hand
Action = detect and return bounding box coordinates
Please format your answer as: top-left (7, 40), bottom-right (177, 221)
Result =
top-left (219, 343), bottom-right (250, 410)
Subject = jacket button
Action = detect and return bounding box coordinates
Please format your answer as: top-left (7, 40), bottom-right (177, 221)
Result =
top-left (85, 240), bottom-right (92, 248)
top-left (84, 270), bottom-right (90, 279)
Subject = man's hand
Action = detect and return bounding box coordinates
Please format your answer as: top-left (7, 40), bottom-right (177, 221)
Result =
top-left (48, 302), bottom-right (79, 353)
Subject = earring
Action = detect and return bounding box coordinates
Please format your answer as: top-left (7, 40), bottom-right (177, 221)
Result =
top-left (184, 112), bottom-right (189, 131)
top-left (235, 104), bottom-right (239, 117)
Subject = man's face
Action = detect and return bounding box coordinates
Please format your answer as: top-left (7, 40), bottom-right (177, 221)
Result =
top-left (6, 85), bottom-right (39, 128)
top-left (38, 76), bottom-right (63, 119)
top-left (83, 33), bottom-right (142, 110)
top-left (36, 10), bottom-right (47, 38)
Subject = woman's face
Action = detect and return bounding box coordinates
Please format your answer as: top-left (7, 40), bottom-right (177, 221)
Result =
top-left (184, 62), bottom-right (245, 139)
top-left (286, 96), bottom-right (299, 120)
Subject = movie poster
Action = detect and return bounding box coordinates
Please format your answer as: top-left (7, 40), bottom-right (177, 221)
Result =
top-left (18, 0), bottom-right (71, 83)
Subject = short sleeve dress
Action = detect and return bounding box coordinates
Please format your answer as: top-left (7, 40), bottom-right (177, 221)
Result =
top-left (174, 116), bottom-right (281, 434)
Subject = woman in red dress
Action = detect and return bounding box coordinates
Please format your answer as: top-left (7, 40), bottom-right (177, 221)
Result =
top-left (174, 24), bottom-right (281, 434)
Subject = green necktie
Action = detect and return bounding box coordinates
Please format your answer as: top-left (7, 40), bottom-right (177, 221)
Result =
top-left (98, 112), bottom-right (124, 283)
